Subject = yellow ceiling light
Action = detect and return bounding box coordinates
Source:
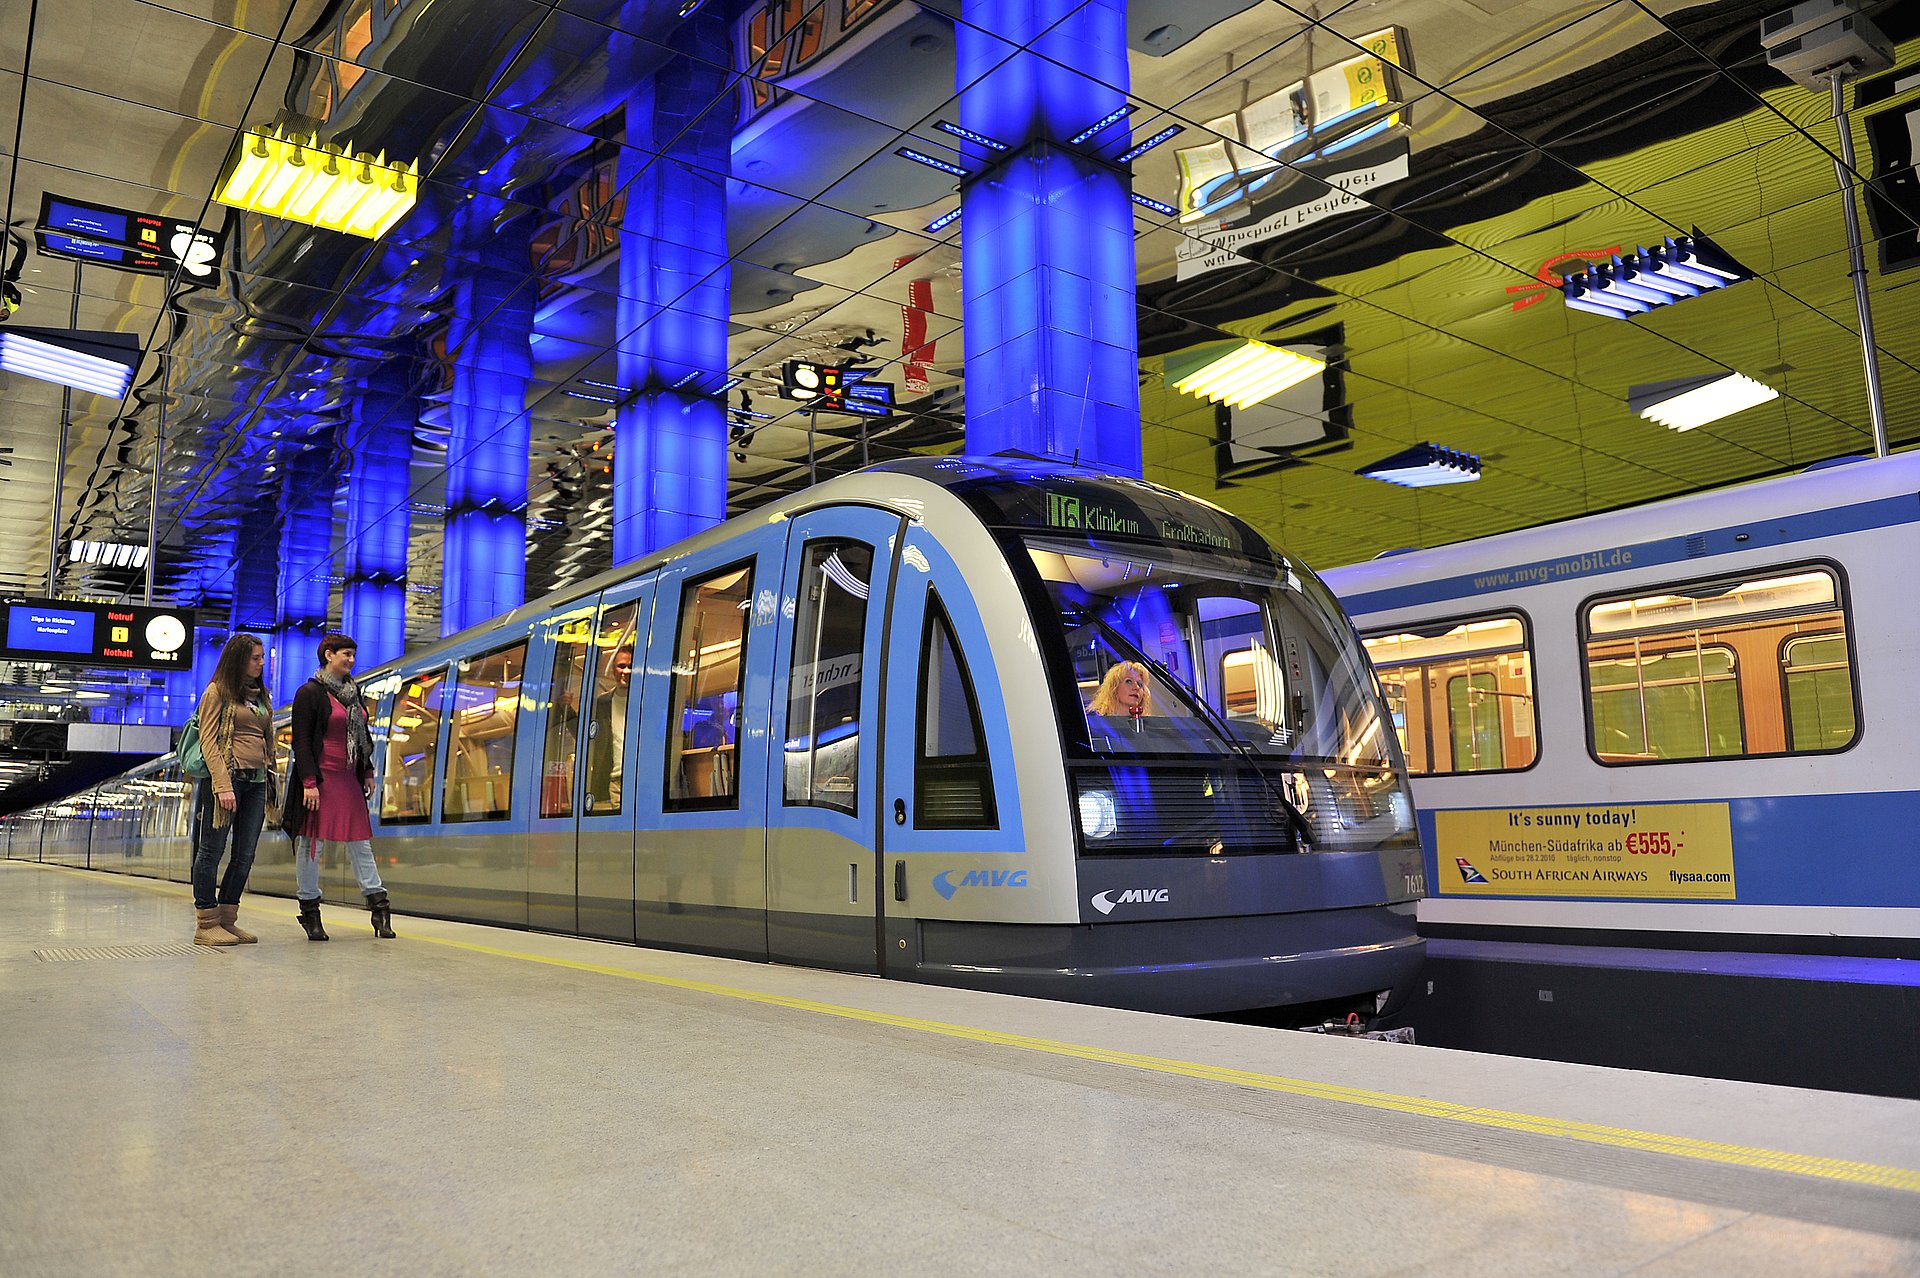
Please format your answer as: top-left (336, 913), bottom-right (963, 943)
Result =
top-left (216, 126), bottom-right (418, 239)
top-left (1171, 340), bottom-right (1326, 409)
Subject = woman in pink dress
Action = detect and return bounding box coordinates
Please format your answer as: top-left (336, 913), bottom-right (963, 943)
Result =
top-left (286, 632), bottom-right (394, 940)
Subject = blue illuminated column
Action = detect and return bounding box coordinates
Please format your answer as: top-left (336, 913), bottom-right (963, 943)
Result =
top-left (957, 0), bottom-right (1141, 476)
top-left (229, 493), bottom-right (280, 686)
top-left (444, 198), bottom-right (535, 633)
top-left (273, 438), bottom-right (336, 705)
top-left (341, 365), bottom-right (414, 667)
top-left (612, 7), bottom-right (733, 562)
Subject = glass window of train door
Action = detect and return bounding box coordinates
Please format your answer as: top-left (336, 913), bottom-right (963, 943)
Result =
top-left (784, 539), bottom-right (874, 816)
top-left (915, 590), bottom-right (997, 829)
top-left (665, 562), bottom-right (753, 811)
top-left (584, 601), bottom-right (642, 815)
top-left (541, 616), bottom-right (592, 819)
top-left (1780, 632), bottom-right (1857, 752)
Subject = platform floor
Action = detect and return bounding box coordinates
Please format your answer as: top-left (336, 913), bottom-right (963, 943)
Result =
top-left (3, 861), bottom-right (1918, 1277)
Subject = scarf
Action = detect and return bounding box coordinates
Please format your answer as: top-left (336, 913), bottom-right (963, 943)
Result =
top-left (314, 669), bottom-right (374, 771)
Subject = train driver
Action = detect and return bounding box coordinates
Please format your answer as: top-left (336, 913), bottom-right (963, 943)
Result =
top-left (1087, 660), bottom-right (1153, 726)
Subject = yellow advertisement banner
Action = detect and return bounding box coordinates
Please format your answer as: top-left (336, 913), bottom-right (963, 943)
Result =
top-left (1434, 803), bottom-right (1736, 900)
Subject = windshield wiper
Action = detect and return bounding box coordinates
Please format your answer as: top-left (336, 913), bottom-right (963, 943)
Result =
top-left (1087, 619), bottom-right (1317, 849)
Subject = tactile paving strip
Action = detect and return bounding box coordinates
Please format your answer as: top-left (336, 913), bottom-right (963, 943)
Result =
top-left (34, 942), bottom-right (225, 962)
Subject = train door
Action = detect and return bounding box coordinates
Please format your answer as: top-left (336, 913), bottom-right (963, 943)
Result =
top-left (877, 525), bottom-right (1018, 970)
top-left (635, 525), bottom-right (784, 959)
top-left (525, 578), bottom-right (655, 938)
top-left (763, 506), bottom-right (905, 971)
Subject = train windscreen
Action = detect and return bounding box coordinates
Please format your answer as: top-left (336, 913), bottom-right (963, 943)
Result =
top-left (1021, 536), bottom-right (1412, 856)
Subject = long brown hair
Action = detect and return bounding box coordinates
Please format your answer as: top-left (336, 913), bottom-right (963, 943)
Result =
top-left (210, 633), bottom-right (267, 708)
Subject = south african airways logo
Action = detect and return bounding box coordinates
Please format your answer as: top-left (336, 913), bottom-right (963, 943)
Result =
top-left (1455, 857), bottom-right (1489, 884)
top-left (932, 869), bottom-right (1028, 900)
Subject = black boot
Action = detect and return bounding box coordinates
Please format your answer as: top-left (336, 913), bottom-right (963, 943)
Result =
top-left (367, 890), bottom-right (396, 939)
top-left (298, 898), bottom-right (329, 942)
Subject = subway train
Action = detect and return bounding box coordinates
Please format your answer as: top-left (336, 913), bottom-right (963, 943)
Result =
top-left (7, 457), bottom-right (1426, 1016)
top-left (1322, 450), bottom-right (1920, 958)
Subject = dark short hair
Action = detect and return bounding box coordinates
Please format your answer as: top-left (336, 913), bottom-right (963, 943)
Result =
top-left (317, 632), bottom-right (357, 663)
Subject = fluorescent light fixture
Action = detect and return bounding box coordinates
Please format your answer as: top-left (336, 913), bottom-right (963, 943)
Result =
top-left (1628, 372), bottom-right (1779, 431)
top-left (1558, 229), bottom-right (1752, 319)
top-left (932, 121), bottom-right (1007, 151)
top-left (217, 126), bottom-right (417, 238)
top-left (1358, 443), bottom-right (1482, 488)
top-left (1068, 104), bottom-right (1135, 146)
top-left (894, 147), bottom-right (969, 178)
top-left (1171, 341), bottom-right (1326, 409)
top-left (925, 207), bottom-right (962, 234)
top-left (1131, 192), bottom-right (1178, 217)
top-left (70, 540), bottom-right (150, 568)
top-left (1115, 125), bottom-right (1183, 164)
top-left (0, 327), bottom-right (139, 398)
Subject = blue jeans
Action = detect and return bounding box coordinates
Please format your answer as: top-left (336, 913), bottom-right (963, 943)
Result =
top-left (192, 776), bottom-right (267, 909)
top-left (295, 836), bottom-right (384, 902)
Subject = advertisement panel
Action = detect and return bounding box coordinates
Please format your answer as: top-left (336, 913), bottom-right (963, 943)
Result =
top-left (1434, 802), bottom-right (1736, 900)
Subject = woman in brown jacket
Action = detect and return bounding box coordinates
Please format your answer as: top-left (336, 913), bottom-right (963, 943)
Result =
top-left (190, 634), bottom-right (273, 945)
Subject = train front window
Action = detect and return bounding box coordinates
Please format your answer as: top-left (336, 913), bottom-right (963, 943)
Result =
top-left (1025, 539), bottom-right (1391, 768)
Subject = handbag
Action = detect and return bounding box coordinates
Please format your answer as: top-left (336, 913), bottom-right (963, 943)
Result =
top-left (179, 713), bottom-right (209, 779)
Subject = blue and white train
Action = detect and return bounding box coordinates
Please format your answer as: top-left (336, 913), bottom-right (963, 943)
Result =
top-left (7, 458), bottom-right (1426, 1016)
top-left (1323, 450), bottom-right (1920, 957)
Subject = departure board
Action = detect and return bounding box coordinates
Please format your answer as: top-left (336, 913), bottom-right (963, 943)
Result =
top-left (0, 598), bottom-right (193, 670)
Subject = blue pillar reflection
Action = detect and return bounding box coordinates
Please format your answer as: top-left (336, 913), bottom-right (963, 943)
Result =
top-left (230, 493), bottom-right (280, 687)
top-left (273, 439), bottom-right (335, 705)
top-left (342, 365), bottom-right (414, 666)
top-left (958, 0), bottom-right (1141, 476)
top-left (613, 7), bottom-right (733, 562)
top-left (444, 199), bottom-right (535, 633)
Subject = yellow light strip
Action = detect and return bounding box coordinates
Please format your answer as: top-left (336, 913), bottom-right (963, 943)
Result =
top-left (216, 125), bottom-right (418, 239)
top-left (1173, 341), bottom-right (1326, 409)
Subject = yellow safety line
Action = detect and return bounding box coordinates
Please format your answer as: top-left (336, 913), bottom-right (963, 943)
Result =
top-left (25, 866), bottom-right (1920, 1195)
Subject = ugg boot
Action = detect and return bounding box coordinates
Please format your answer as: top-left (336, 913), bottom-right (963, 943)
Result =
top-left (216, 903), bottom-right (257, 944)
top-left (367, 890), bottom-right (396, 939)
top-left (193, 906), bottom-right (240, 946)
top-left (297, 898), bottom-right (329, 942)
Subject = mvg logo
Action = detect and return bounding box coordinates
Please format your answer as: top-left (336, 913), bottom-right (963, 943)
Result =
top-left (1090, 888), bottom-right (1170, 915)
top-left (932, 869), bottom-right (1028, 900)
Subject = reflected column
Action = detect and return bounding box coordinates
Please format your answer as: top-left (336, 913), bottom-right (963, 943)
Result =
top-left (229, 491), bottom-right (280, 686)
top-left (443, 196), bottom-right (536, 634)
top-left (341, 363), bottom-right (415, 667)
top-left (272, 435), bottom-right (336, 705)
top-left (612, 6), bottom-right (733, 563)
top-left (957, 0), bottom-right (1141, 475)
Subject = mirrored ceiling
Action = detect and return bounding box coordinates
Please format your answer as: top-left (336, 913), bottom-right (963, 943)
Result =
top-left (1, 0), bottom-right (1915, 648)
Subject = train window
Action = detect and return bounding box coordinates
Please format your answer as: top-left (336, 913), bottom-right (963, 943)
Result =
top-left (915, 592), bottom-right (997, 829)
top-left (784, 541), bottom-right (873, 815)
top-left (1583, 566), bottom-right (1855, 764)
top-left (541, 614), bottom-right (593, 819)
top-left (380, 669), bottom-right (445, 823)
top-left (1361, 616), bottom-right (1536, 775)
top-left (585, 602), bottom-right (641, 815)
top-left (443, 644), bottom-right (526, 823)
top-left (844, 0), bottom-right (882, 30)
top-left (666, 564), bottom-right (752, 810)
top-left (1782, 634), bottom-right (1856, 752)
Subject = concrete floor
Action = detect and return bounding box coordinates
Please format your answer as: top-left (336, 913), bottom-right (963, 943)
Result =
top-left (2, 859), bottom-right (1917, 1277)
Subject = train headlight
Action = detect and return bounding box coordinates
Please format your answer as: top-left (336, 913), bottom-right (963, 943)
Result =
top-left (1077, 789), bottom-right (1118, 839)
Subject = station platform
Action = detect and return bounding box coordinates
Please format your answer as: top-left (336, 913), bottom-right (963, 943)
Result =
top-left (4, 861), bottom-right (1918, 1277)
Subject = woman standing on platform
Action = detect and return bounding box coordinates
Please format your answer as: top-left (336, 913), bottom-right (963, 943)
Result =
top-left (286, 632), bottom-right (395, 941)
top-left (190, 634), bottom-right (273, 945)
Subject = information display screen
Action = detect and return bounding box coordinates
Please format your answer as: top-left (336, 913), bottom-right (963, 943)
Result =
top-left (0, 598), bottom-right (192, 670)
top-left (6, 606), bottom-right (95, 656)
top-left (36, 193), bottom-right (223, 285)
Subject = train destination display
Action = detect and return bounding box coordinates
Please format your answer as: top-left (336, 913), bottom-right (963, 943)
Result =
top-left (0, 599), bottom-right (192, 670)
